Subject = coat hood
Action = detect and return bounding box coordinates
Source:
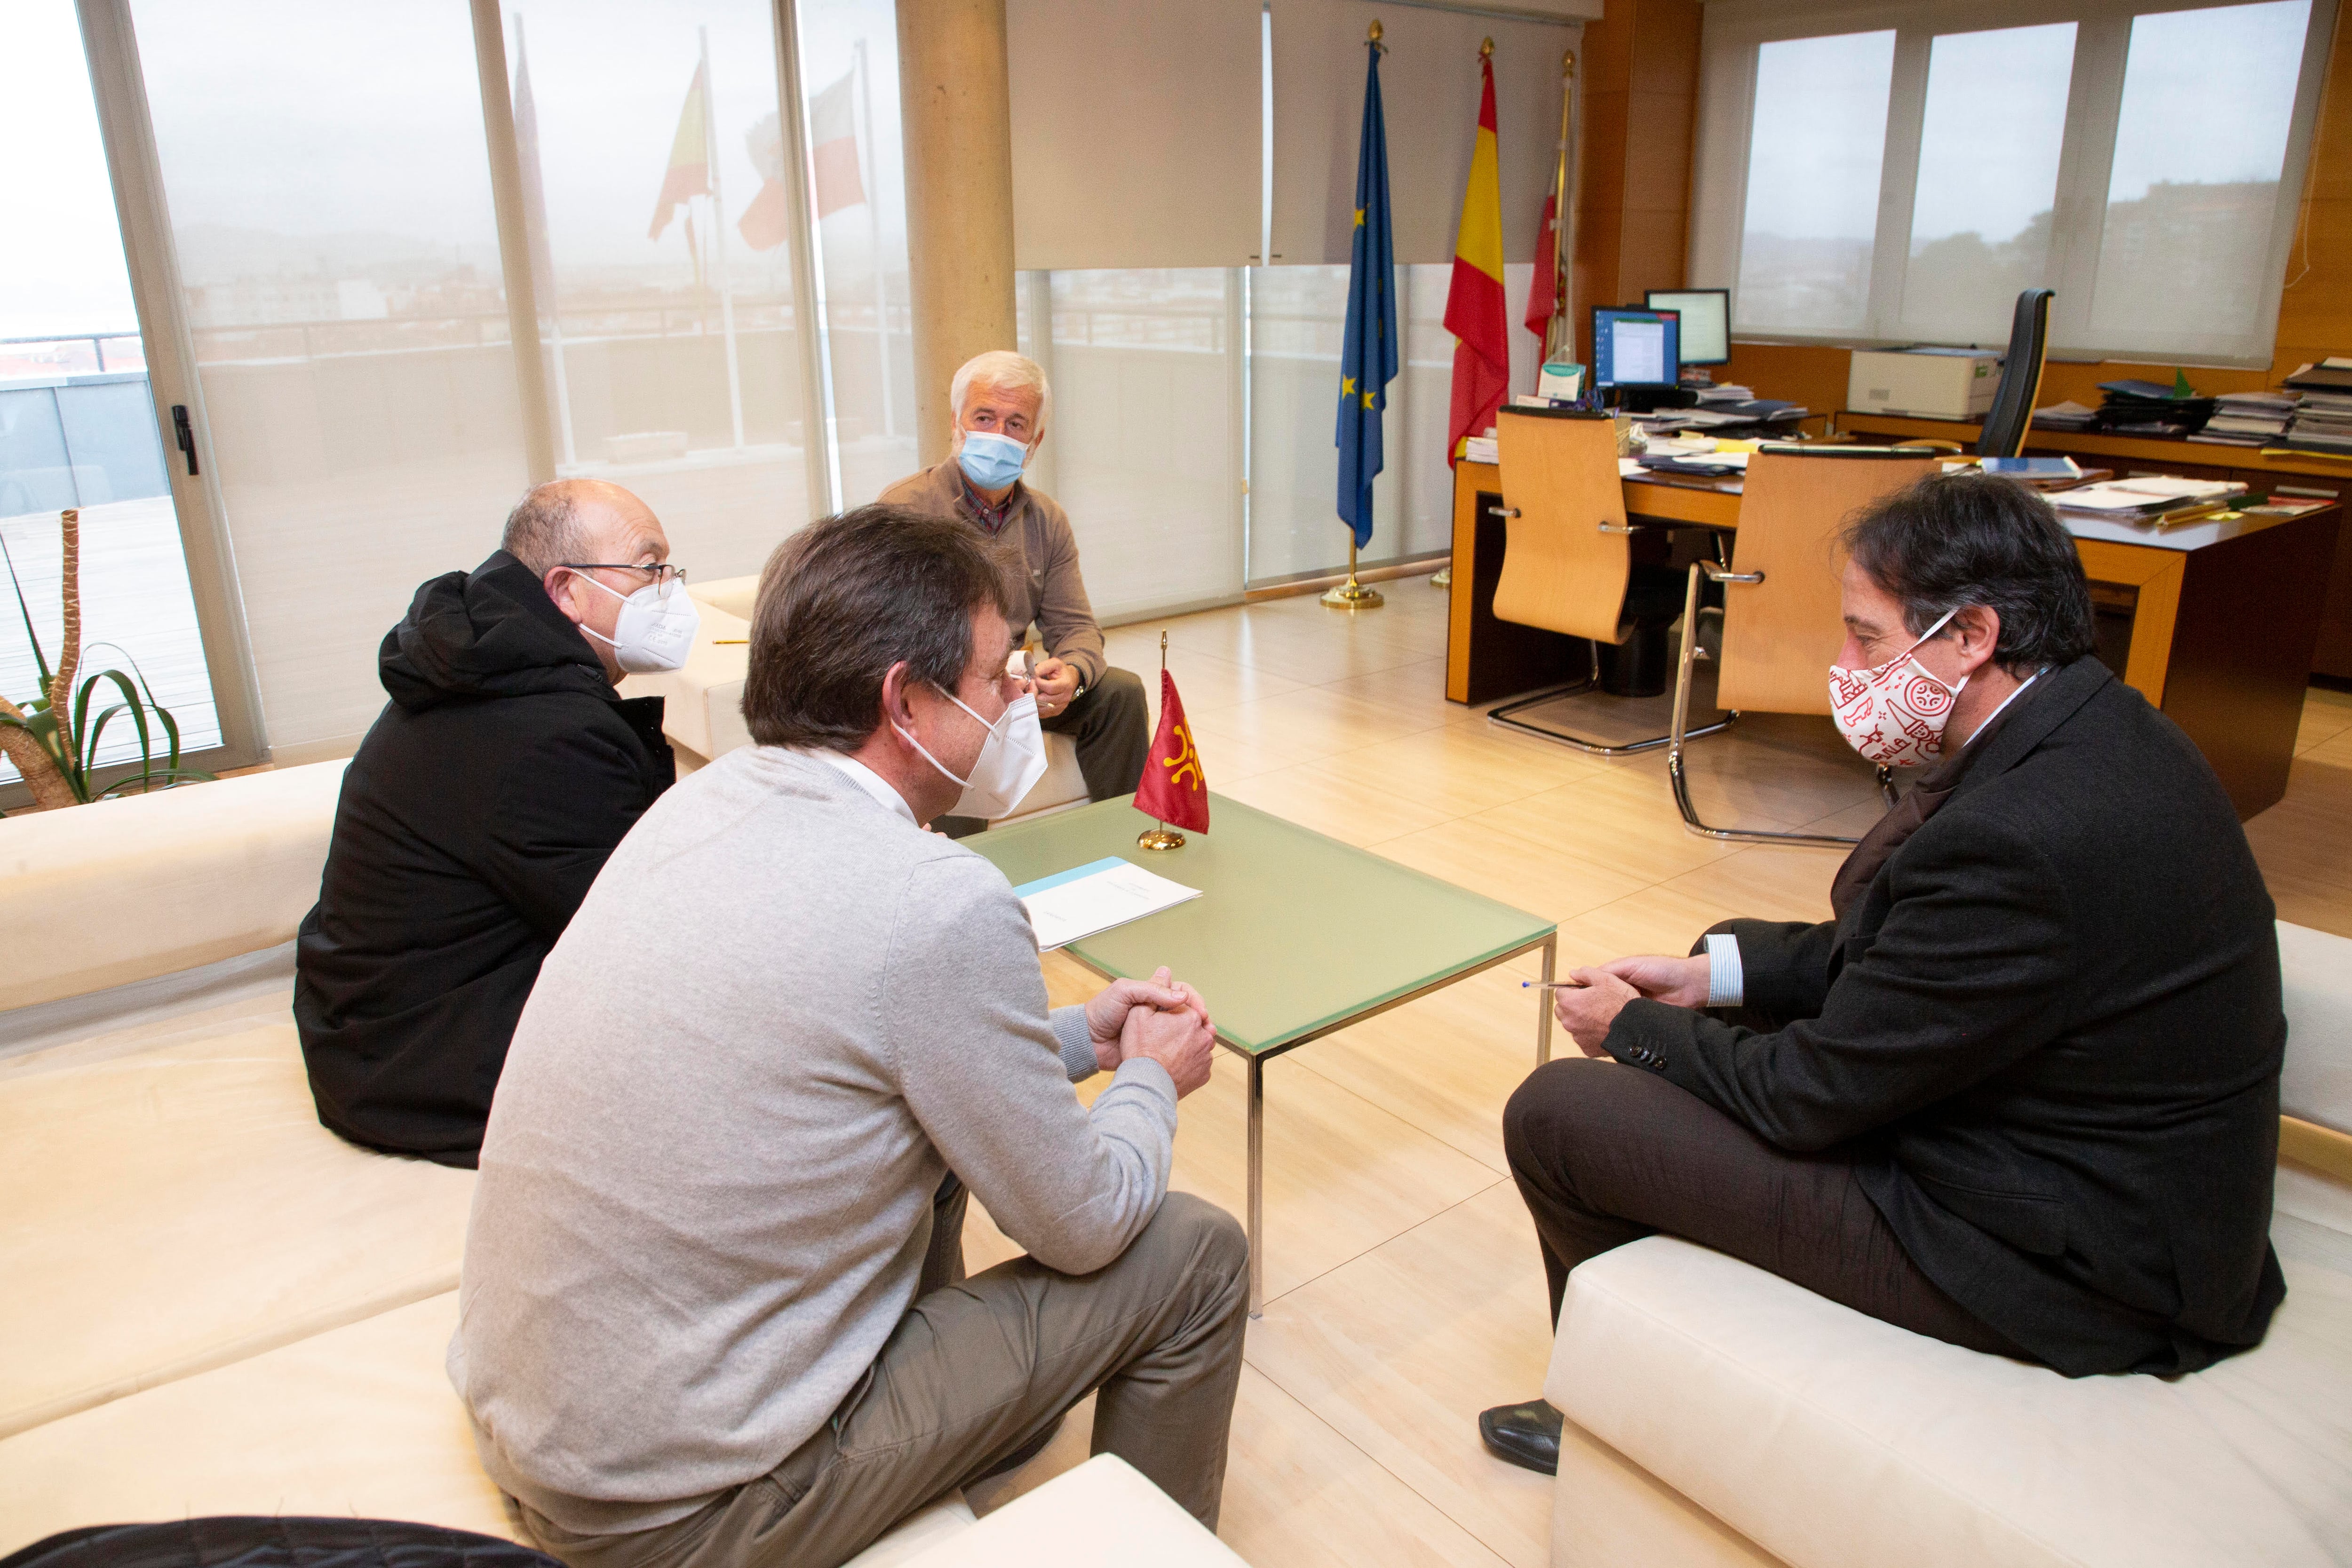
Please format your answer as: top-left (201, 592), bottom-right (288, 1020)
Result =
top-left (380, 550), bottom-right (615, 711)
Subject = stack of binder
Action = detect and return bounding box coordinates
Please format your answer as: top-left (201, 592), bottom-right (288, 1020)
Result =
top-left (2190, 390), bottom-right (2299, 447)
top-left (2275, 362), bottom-right (2352, 457)
top-left (2095, 380), bottom-right (2216, 437)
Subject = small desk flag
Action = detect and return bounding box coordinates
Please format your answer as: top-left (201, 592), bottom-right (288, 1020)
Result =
top-left (1134, 669), bottom-right (1209, 834)
top-left (1335, 38), bottom-right (1398, 552)
top-left (1445, 51), bottom-right (1509, 463)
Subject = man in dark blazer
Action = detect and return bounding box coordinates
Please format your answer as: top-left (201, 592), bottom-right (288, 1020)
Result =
top-left (294, 480), bottom-right (681, 1167)
top-left (1479, 473), bottom-right (2286, 1475)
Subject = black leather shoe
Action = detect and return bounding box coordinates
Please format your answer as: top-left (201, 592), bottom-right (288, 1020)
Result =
top-left (973, 1412), bottom-right (1065, 1482)
top-left (1478, 1398), bottom-right (1563, 1476)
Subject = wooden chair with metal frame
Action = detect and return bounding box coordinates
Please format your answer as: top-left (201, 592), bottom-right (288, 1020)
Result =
top-left (1665, 446), bottom-right (1942, 846)
top-left (1487, 406), bottom-right (1735, 755)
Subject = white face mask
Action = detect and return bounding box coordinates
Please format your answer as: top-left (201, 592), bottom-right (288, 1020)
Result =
top-left (1828, 607), bottom-right (1966, 768)
top-left (895, 683), bottom-right (1049, 820)
top-left (569, 570), bottom-right (699, 674)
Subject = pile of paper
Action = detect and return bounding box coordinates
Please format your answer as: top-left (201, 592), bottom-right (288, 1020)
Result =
top-left (2031, 399), bottom-right (2099, 431)
top-left (2052, 475), bottom-right (2246, 521)
top-left (2190, 390), bottom-right (2299, 447)
top-left (2275, 364), bottom-right (2352, 455)
top-left (1462, 434), bottom-right (1500, 464)
top-left (2095, 380), bottom-right (2215, 437)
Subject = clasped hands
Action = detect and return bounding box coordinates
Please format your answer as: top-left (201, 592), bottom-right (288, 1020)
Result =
top-left (1083, 965), bottom-right (1216, 1095)
top-left (1551, 952), bottom-right (1712, 1058)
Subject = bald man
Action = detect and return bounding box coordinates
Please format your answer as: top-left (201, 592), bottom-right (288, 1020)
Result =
top-left (295, 480), bottom-right (686, 1166)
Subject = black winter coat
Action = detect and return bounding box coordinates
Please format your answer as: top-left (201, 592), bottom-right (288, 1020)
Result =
top-left (1608, 655), bottom-right (2286, 1375)
top-left (294, 550), bottom-right (673, 1166)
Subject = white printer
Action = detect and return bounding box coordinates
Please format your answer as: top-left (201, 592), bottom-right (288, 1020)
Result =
top-left (1847, 348), bottom-right (2002, 419)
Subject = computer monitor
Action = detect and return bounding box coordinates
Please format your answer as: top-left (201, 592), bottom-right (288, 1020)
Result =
top-left (1590, 306), bottom-right (1680, 390)
top-left (1645, 288), bottom-right (1730, 366)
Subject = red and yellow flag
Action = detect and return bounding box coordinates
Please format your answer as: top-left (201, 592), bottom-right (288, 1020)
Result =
top-left (1445, 52), bottom-right (1510, 463)
top-left (1134, 669), bottom-right (1208, 834)
top-left (648, 62), bottom-right (710, 242)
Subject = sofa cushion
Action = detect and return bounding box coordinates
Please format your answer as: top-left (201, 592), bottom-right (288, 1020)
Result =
top-left (906, 1455), bottom-right (1246, 1567)
top-left (2280, 921), bottom-right (2352, 1137)
top-left (0, 991), bottom-right (474, 1438)
top-left (0, 1292), bottom-right (976, 1566)
top-left (0, 761), bottom-right (346, 1011)
top-left (1545, 1224), bottom-right (2352, 1568)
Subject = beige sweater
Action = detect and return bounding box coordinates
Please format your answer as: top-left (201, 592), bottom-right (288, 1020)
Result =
top-left (448, 746), bottom-right (1178, 1533)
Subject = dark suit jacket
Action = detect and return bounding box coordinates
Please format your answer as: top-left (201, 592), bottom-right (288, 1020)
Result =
top-left (1608, 655), bottom-right (2286, 1375)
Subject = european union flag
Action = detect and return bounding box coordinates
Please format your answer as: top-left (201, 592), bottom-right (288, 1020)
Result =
top-left (1335, 37), bottom-right (1396, 552)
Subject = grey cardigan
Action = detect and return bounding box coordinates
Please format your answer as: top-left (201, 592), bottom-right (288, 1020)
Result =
top-left (448, 746), bottom-right (1178, 1532)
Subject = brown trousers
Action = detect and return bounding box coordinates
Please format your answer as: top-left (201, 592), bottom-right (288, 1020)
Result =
top-left (1503, 1055), bottom-right (2029, 1359)
top-left (521, 1184), bottom-right (1249, 1568)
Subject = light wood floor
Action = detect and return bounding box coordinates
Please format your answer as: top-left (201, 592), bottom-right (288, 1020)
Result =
top-left (957, 573), bottom-right (2352, 1565)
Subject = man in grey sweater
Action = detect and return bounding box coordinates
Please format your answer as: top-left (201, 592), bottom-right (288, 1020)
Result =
top-left (449, 505), bottom-right (1247, 1568)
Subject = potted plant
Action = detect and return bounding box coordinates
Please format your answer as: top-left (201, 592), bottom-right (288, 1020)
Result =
top-left (0, 507), bottom-right (212, 812)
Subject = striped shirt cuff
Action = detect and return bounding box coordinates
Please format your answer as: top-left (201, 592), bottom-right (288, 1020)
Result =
top-left (1704, 933), bottom-right (1744, 1009)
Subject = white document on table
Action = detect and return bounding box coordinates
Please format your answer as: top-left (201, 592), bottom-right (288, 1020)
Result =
top-left (1011, 856), bottom-right (1202, 951)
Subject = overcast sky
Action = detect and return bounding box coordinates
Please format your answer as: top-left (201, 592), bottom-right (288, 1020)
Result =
top-left (0, 0), bottom-right (140, 338)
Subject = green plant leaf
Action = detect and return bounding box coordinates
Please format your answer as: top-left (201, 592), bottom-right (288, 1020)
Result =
top-left (0, 531), bottom-right (55, 692)
top-left (76, 669), bottom-right (151, 789)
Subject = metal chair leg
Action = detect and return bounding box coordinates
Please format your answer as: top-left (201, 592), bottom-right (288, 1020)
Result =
top-left (1490, 613), bottom-right (1735, 758)
top-left (1667, 561), bottom-right (1871, 848)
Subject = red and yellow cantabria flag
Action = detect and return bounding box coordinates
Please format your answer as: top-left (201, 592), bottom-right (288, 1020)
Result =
top-left (1444, 51), bottom-right (1510, 463)
top-left (1134, 670), bottom-right (1209, 834)
top-left (648, 62), bottom-right (710, 241)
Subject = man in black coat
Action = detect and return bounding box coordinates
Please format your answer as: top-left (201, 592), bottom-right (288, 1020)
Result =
top-left (294, 480), bottom-right (685, 1166)
top-left (1480, 473), bottom-right (2286, 1474)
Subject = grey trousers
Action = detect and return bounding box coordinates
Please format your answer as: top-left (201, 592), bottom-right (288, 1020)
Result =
top-left (936, 666), bottom-right (1152, 838)
top-left (521, 1187), bottom-right (1250, 1568)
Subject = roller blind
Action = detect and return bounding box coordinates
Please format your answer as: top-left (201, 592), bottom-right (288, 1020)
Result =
top-left (1269, 0), bottom-right (1593, 268)
top-left (1007, 0), bottom-right (1264, 271)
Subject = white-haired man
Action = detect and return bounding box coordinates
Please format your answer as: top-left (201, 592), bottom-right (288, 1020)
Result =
top-left (878, 350), bottom-right (1147, 834)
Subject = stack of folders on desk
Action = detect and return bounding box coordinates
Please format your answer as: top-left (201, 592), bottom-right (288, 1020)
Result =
top-left (2272, 363), bottom-right (2352, 457)
top-left (2054, 476), bottom-right (2246, 525)
top-left (2096, 380), bottom-right (2217, 437)
top-left (2190, 390), bottom-right (2299, 447)
top-left (1462, 434), bottom-right (1501, 464)
top-left (2032, 399), bottom-right (2100, 431)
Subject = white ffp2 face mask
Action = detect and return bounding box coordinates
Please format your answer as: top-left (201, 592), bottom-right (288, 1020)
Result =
top-left (895, 685), bottom-right (1049, 820)
top-left (569, 570), bottom-right (699, 674)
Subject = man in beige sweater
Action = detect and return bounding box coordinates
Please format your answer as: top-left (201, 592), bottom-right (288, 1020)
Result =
top-left (449, 505), bottom-right (1246, 1568)
top-left (878, 350), bottom-right (1149, 834)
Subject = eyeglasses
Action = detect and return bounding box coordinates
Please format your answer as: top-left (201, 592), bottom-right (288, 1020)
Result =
top-left (563, 562), bottom-right (687, 589)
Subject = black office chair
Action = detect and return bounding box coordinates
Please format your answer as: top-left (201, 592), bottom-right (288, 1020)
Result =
top-left (1978, 288), bottom-right (2054, 458)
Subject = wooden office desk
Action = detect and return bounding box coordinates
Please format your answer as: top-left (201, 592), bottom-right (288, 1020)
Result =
top-left (1839, 411), bottom-right (2352, 679)
top-left (1445, 459), bottom-right (2341, 818)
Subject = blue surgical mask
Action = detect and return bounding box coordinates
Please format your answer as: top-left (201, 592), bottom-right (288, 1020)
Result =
top-left (957, 430), bottom-right (1028, 491)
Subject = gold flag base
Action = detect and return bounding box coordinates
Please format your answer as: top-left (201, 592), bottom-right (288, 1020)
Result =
top-left (1137, 826), bottom-right (1186, 851)
top-left (1321, 540), bottom-right (1384, 610)
top-left (1430, 567), bottom-right (1452, 588)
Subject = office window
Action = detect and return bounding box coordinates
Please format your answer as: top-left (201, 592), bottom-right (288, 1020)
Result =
top-left (1692, 0), bottom-right (2332, 366)
top-left (1734, 32), bottom-right (1897, 336)
top-left (1899, 23), bottom-right (2077, 344)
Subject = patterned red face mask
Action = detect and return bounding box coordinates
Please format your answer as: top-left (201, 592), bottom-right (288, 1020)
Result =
top-left (1828, 607), bottom-right (1965, 768)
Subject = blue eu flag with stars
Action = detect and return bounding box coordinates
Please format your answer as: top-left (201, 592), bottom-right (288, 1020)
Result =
top-left (1335, 37), bottom-right (1396, 552)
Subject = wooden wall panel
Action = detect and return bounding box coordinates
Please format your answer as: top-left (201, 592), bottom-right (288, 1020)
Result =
top-left (1572, 0), bottom-right (1703, 362)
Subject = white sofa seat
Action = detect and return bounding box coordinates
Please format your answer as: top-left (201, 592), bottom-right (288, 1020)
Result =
top-left (0, 1291), bottom-right (976, 1568)
top-left (902, 1455), bottom-right (1248, 1567)
top-left (625, 575), bottom-right (1089, 821)
top-left (1543, 920), bottom-right (2352, 1568)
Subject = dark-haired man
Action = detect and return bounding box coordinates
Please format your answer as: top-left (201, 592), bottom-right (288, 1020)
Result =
top-left (451, 504), bottom-right (1248, 1568)
top-left (1479, 473), bottom-right (2286, 1474)
top-left (295, 479), bottom-right (687, 1166)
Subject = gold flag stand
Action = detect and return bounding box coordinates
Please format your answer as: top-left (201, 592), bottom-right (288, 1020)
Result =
top-left (1322, 539), bottom-right (1385, 610)
top-left (1138, 629), bottom-right (1186, 850)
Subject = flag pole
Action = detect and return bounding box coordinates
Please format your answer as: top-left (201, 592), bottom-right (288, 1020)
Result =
top-left (1437, 32), bottom-right (1497, 596)
top-left (1544, 48), bottom-right (1577, 366)
top-left (1325, 19), bottom-right (1387, 613)
top-left (703, 25), bottom-right (747, 448)
top-left (1138, 630), bottom-right (1186, 851)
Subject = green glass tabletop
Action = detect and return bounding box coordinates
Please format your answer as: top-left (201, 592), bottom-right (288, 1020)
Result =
top-left (969, 795), bottom-right (1556, 1056)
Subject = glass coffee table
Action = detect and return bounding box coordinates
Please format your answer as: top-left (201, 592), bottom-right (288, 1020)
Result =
top-left (970, 795), bottom-right (1558, 1314)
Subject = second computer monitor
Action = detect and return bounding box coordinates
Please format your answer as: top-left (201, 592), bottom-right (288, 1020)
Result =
top-left (1645, 288), bottom-right (1730, 366)
top-left (1591, 306), bottom-right (1680, 390)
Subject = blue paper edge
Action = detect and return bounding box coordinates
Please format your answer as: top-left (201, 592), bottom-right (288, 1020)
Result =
top-left (1013, 856), bottom-right (1131, 899)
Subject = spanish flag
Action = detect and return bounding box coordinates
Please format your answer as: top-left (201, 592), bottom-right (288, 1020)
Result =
top-left (1444, 52), bottom-right (1510, 463)
top-left (648, 62), bottom-right (710, 242)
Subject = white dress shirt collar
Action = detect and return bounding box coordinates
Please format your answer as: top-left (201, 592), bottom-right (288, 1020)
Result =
top-left (797, 748), bottom-right (918, 826)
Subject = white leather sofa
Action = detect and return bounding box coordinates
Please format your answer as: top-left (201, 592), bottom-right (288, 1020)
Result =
top-left (1542, 920), bottom-right (2352, 1568)
top-left (0, 768), bottom-right (1236, 1565)
top-left (622, 574), bottom-right (1090, 822)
